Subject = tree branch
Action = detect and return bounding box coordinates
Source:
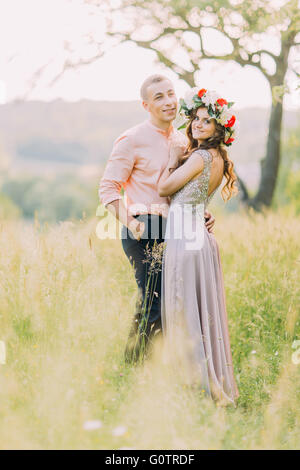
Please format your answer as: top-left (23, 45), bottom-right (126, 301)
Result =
top-left (48, 48), bottom-right (105, 87)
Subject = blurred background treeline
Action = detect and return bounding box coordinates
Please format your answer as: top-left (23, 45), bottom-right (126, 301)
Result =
top-left (0, 100), bottom-right (299, 223)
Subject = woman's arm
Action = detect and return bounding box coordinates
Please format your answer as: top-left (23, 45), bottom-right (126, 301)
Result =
top-left (158, 150), bottom-right (204, 197)
top-left (158, 146), bottom-right (216, 233)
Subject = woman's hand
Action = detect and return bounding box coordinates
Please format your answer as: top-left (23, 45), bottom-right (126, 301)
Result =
top-left (169, 142), bottom-right (186, 167)
top-left (128, 219), bottom-right (145, 241)
top-left (168, 134), bottom-right (186, 167)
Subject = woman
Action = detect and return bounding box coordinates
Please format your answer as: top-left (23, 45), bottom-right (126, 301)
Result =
top-left (157, 88), bottom-right (239, 406)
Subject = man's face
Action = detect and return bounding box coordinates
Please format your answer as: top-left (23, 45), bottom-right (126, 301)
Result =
top-left (143, 80), bottom-right (177, 123)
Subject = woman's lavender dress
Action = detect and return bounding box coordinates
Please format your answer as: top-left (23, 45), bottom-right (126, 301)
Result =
top-left (161, 149), bottom-right (239, 406)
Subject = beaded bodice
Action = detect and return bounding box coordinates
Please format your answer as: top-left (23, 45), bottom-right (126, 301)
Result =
top-left (170, 149), bottom-right (218, 209)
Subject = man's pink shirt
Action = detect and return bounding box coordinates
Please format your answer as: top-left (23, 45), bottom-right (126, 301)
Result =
top-left (99, 119), bottom-right (187, 218)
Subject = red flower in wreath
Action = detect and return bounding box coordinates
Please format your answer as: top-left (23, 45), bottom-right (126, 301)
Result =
top-left (224, 115), bottom-right (236, 128)
top-left (198, 88), bottom-right (207, 98)
top-left (225, 137), bottom-right (235, 145)
top-left (216, 98), bottom-right (228, 107)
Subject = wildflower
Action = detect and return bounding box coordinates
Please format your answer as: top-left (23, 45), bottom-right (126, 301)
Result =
top-left (142, 241), bottom-right (166, 274)
top-left (292, 350), bottom-right (300, 365)
top-left (0, 341), bottom-right (6, 365)
top-left (112, 425), bottom-right (127, 437)
top-left (83, 420), bottom-right (102, 431)
top-left (66, 389), bottom-right (75, 400)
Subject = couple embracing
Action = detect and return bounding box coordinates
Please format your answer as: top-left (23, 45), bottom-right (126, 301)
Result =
top-left (99, 74), bottom-right (239, 406)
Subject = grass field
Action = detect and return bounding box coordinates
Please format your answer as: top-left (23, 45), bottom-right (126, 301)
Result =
top-left (0, 206), bottom-right (299, 450)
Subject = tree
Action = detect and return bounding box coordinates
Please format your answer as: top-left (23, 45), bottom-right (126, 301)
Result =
top-left (79, 0), bottom-right (300, 210)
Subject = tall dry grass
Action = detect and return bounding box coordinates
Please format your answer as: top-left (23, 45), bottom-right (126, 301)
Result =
top-left (0, 206), bottom-right (299, 449)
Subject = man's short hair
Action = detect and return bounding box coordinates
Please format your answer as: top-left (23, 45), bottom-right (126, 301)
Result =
top-left (140, 74), bottom-right (171, 101)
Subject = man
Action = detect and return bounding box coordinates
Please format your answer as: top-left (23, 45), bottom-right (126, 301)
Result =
top-left (99, 74), bottom-right (215, 362)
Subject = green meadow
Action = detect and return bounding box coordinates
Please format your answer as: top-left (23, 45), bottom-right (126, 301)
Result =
top-left (0, 206), bottom-right (299, 450)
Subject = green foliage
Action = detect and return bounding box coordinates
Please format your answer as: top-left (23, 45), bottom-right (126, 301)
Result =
top-left (18, 139), bottom-right (87, 164)
top-left (285, 171), bottom-right (300, 213)
top-left (1, 174), bottom-right (98, 223)
top-left (12, 316), bottom-right (35, 343)
top-left (0, 192), bottom-right (21, 220)
top-left (111, 0), bottom-right (300, 84)
top-left (273, 124), bottom-right (300, 210)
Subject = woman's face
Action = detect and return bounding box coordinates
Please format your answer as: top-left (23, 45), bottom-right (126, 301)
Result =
top-left (191, 107), bottom-right (216, 142)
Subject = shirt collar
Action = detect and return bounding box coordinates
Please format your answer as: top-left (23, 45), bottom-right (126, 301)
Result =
top-left (146, 119), bottom-right (174, 138)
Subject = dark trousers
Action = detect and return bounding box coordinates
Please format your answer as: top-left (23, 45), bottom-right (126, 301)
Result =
top-left (121, 214), bottom-right (167, 363)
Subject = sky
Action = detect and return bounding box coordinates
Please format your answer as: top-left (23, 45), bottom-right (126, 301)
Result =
top-left (0, 0), bottom-right (299, 109)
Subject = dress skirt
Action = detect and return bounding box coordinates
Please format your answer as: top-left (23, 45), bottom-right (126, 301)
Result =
top-left (161, 211), bottom-right (239, 406)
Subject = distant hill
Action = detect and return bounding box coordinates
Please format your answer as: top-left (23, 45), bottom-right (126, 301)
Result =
top-left (0, 99), bottom-right (299, 189)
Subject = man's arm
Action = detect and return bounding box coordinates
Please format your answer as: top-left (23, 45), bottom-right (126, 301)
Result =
top-left (105, 199), bottom-right (145, 241)
top-left (99, 134), bottom-right (145, 240)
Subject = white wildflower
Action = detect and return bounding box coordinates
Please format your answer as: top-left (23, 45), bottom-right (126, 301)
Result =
top-left (251, 350), bottom-right (256, 354)
top-left (292, 350), bottom-right (300, 365)
top-left (112, 425), bottom-right (127, 437)
top-left (83, 420), bottom-right (103, 431)
top-left (66, 388), bottom-right (75, 400)
top-left (0, 341), bottom-right (6, 365)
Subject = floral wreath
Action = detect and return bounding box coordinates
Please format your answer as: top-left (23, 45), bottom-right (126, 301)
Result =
top-left (178, 87), bottom-right (239, 146)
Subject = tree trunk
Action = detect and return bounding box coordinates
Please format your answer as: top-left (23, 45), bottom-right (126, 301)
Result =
top-left (248, 38), bottom-right (292, 211)
top-left (249, 100), bottom-right (283, 210)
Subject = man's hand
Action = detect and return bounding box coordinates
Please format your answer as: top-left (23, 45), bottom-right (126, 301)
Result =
top-left (128, 219), bottom-right (145, 241)
top-left (204, 210), bottom-right (215, 233)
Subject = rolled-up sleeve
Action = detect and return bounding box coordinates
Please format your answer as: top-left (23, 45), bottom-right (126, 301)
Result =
top-left (98, 134), bottom-right (135, 207)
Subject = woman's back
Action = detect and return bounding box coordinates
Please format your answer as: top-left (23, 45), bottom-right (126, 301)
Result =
top-left (170, 148), bottom-right (223, 209)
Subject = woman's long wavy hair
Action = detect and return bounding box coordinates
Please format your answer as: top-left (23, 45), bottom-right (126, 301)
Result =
top-left (178, 106), bottom-right (238, 202)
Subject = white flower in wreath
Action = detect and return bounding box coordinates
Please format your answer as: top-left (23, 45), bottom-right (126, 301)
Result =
top-left (201, 90), bottom-right (218, 107)
top-left (184, 87), bottom-right (199, 109)
top-left (218, 108), bottom-right (233, 126)
top-left (231, 120), bottom-right (239, 137)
